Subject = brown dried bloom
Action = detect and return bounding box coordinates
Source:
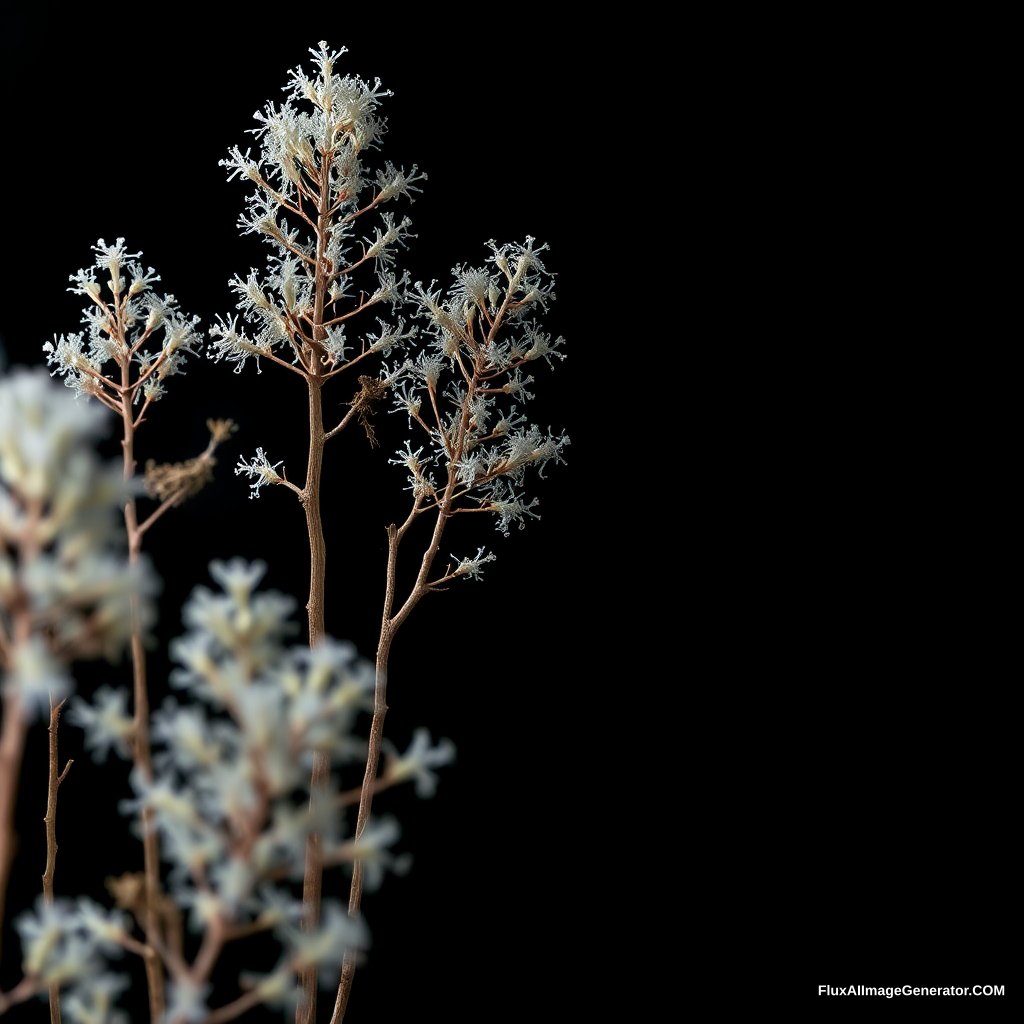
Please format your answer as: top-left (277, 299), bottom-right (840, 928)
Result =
top-left (349, 377), bottom-right (389, 448)
top-left (144, 419), bottom-right (237, 505)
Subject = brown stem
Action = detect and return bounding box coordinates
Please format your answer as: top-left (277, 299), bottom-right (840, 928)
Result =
top-left (0, 693), bottom-right (28, 967)
top-left (43, 696), bottom-right (71, 1024)
top-left (121, 366), bottom-right (166, 1024)
top-left (136, 494), bottom-right (179, 539)
top-left (331, 495), bottom-right (451, 1021)
top-left (0, 511), bottom-right (43, 958)
top-left (206, 987), bottom-right (273, 1024)
top-left (0, 975), bottom-right (43, 1014)
top-left (297, 147), bottom-right (333, 1024)
top-left (332, 361), bottom-right (481, 1020)
top-left (330, 635), bottom-right (390, 1024)
top-left (335, 771), bottom-right (402, 809)
top-left (190, 913), bottom-right (226, 986)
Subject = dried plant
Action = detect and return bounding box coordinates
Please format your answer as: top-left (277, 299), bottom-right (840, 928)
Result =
top-left (44, 241), bottom-right (235, 1020)
top-left (207, 42), bottom-right (568, 1021)
top-left (0, 36), bottom-right (568, 1024)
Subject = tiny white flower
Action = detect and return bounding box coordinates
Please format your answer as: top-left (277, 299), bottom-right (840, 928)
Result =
top-left (283, 902), bottom-right (368, 972)
top-left (235, 447), bottom-right (284, 498)
top-left (163, 979), bottom-right (210, 1024)
top-left (68, 687), bottom-right (134, 762)
top-left (2, 636), bottom-right (69, 721)
top-left (74, 898), bottom-right (129, 952)
top-left (451, 546), bottom-right (496, 582)
top-left (209, 558), bottom-right (267, 605)
top-left (346, 816), bottom-right (410, 891)
top-left (383, 727), bottom-right (456, 799)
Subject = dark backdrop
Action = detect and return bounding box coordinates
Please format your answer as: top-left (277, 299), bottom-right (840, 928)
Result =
top-left (3, 13), bottom-right (1014, 1022)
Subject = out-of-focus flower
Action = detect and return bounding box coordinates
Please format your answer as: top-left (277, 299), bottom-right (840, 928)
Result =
top-left (383, 727), bottom-right (457, 798)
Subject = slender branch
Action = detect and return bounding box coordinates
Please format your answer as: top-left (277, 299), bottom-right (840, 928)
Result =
top-left (331, 351), bottom-right (494, 1014)
top-left (42, 699), bottom-right (72, 893)
top-left (256, 345), bottom-right (310, 378)
top-left (190, 913), bottom-right (226, 986)
top-left (119, 929), bottom-right (189, 986)
top-left (127, 324), bottom-right (157, 358)
top-left (135, 495), bottom-right (179, 539)
top-left (119, 352), bottom-right (166, 1024)
top-left (426, 380), bottom-right (445, 445)
top-left (297, 147), bottom-right (333, 1024)
top-left (407, 410), bottom-right (434, 438)
top-left (335, 769), bottom-right (402, 809)
top-left (0, 975), bottom-right (43, 1015)
top-left (331, 249), bottom-right (377, 281)
top-left (274, 233), bottom-right (318, 265)
top-left (251, 170), bottom-right (315, 229)
top-left (336, 188), bottom-right (389, 226)
top-left (278, 476), bottom-right (306, 499)
top-left (285, 314), bottom-right (316, 354)
top-left (321, 345), bottom-right (383, 381)
top-left (222, 917), bottom-right (276, 943)
top-left (0, 618), bottom-right (10, 669)
top-left (131, 347), bottom-right (170, 392)
top-left (0, 692), bottom-right (28, 968)
top-left (332, 489), bottom-right (449, 1021)
top-left (331, 640), bottom-right (391, 1024)
top-left (320, 297), bottom-right (384, 329)
top-left (324, 406), bottom-right (358, 442)
top-left (86, 382), bottom-right (125, 416)
top-left (206, 986), bottom-right (273, 1024)
top-left (133, 394), bottom-right (155, 429)
top-left (42, 695), bottom-right (71, 1024)
top-left (75, 362), bottom-right (120, 394)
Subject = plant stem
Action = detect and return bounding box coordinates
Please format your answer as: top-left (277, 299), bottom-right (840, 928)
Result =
top-left (0, 975), bottom-right (42, 1014)
top-left (329, 636), bottom-right (390, 1024)
top-left (43, 695), bottom-right (71, 1024)
top-left (297, 167), bottom-right (332, 1022)
top-left (0, 546), bottom-right (37, 966)
top-left (0, 694), bottom-right (27, 966)
top-left (120, 375), bottom-right (166, 1024)
top-left (331, 487), bottom-right (456, 1021)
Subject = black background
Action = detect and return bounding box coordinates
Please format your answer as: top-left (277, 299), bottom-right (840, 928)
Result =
top-left (1, 11), bottom-right (1016, 1021)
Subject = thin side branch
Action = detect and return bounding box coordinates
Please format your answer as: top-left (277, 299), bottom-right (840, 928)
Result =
top-left (0, 692), bottom-right (28, 967)
top-left (43, 695), bottom-right (71, 1024)
top-left (0, 976), bottom-right (43, 1015)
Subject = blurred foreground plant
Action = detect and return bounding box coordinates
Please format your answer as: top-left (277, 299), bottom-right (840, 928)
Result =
top-left (2, 547), bottom-right (452, 1022)
top-left (0, 367), bottom-right (156, 987)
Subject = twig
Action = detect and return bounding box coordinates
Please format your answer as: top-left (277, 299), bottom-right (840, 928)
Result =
top-left (0, 692), bottom-right (28, 968)
top-left (333, 345), bottom-right (523, 1018)
top-left (331, 495), bottom-right (453, 1021)
top-left (121, 374), bottom-right (167, 1024)
top-left (42, 695), bottom-right (72, 1024)
top-left (205, 986), bottom-right (273, 1024)
top-left (0, 975), bottom-right (43, 1015)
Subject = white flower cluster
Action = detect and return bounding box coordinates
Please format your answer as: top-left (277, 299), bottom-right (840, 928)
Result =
top-left (390, 238), bottom-right (569, 538)
top-left (209, 41), bottom-right (424, 375)
top-left (235, 447), bottom-right (284, 498)
top-left (42, 238), bottom-right (201, 404)
top-left (14, 896), bottom-right (132, 1023)
top-left (0, 368), bottom-right (155, 719)
top-left (61, 558), bottom-right (454, 1018)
